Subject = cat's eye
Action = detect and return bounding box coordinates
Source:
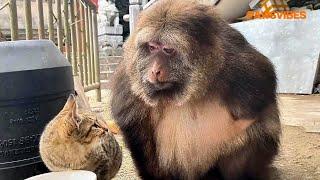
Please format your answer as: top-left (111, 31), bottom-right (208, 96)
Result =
top-left (92, 119), bottom-right (101, 128)
top-left (92, 123), bottom-right (99, 128)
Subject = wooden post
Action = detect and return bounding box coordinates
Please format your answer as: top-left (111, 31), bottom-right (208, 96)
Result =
top-left (80, 4), bottom-right (88, 86)
top-left (75, 0), bottom-right (83, 84)
top-left (129, 0), bottom-right (142, 33)
top-left (64, 0), bottom-right (71, 62)
top-left (56, 0), bottom-right (63, 51)
top-left (89, 8), bottom-right (95, 85)
top-left (70, 0), bottom-right (78, 75)
top-left (92, 8), bottom-right (101, 102)
top-left (24, 0), bottom-right (32, 40)
top-left (9, 0), bottom-right (18, 41)
top-left (85, 6), bottom-right (92, 85)
top-left (37, 0), bottom-right (45, 39)
top-left (48, 0), bottom-right (54, 41)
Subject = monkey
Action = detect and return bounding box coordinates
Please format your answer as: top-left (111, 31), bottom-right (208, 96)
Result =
top-left (110, 0), bottom-right (281, 179)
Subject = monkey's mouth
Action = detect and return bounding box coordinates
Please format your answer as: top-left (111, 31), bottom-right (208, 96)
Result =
top-left (145, 81), bottom-right (184, 100)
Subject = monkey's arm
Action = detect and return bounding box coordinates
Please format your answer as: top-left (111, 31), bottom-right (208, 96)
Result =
top-left (110, 66), bottom-right (159, 179)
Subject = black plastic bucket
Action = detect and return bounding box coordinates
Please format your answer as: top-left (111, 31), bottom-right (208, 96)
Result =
top-left (0, 40), bottom-right (74, 179)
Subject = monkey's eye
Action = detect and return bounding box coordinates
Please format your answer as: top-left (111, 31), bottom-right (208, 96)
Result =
top-left (148, 44), bottom-right (158, 52)
top-left (163, 47), bottom-right (175, 55)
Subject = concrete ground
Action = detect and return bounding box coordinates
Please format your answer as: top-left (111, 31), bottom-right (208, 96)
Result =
top-left (87, 90), bottom-right (320, 180)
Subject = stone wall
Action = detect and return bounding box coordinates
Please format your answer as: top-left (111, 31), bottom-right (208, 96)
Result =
top-left (98, 0), bottom-right (124, 89)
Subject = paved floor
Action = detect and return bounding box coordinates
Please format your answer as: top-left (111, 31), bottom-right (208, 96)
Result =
top-left (279, 95), bottom-right (320, 132)
top-left (87, 91), bottom-right (320, 180)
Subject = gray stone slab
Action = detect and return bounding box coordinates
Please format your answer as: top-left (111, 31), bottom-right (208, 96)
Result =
top-left (232, 11), bottom-right (320, 94)
top-left (129, 4), bottom-right (141, 32)
top-left (98, 35), bottom-right (123, 48)
top-left (98, 25), bottom-right (123, 36)
top-left (130, 0), bottom-right (141, 4)
top-left (100, 47), bottom-right (124, 57)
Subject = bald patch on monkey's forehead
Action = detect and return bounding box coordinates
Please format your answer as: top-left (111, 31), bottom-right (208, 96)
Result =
top-left (134, 27), bottom-right (190, 52)
top-left (137, 0), bottom-right (218, 48)
top-left (134, 27), bottom-right (156, 45)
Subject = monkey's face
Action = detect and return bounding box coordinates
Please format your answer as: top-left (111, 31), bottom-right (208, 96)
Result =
top-left (136, 38), bottom-right (192, 106)
top-left (124, 0), bottom-right (220, 106)
top-left (125, 29), bottom-right (211, 106)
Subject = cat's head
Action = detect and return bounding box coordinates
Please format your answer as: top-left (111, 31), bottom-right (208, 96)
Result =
top-left (57, 94), bottom-right (109, 142)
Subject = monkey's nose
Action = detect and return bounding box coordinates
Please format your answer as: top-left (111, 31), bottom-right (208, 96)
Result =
top-left (151, 68), bottom-right (168, 83)
top-left (148, 69), bottom-right (163, 84)
top-left (147, 66), bottom-right (173, 90)
top-left (149, 63), bottom-right (167, 83)
top-left (152, 69), bottom-right (162, 78)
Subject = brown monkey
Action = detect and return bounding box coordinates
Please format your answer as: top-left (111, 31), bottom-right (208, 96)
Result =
top-left (111, 0), bottom-right (281, 179)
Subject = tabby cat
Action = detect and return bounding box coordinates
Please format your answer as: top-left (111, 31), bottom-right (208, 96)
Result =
top-left (39, 94), bottom-right (122, 180)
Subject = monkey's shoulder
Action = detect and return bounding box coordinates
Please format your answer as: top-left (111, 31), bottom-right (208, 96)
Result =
top-left (213, 51), bottom-right (277, 119)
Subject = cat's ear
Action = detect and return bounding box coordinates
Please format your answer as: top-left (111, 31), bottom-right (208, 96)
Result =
top-left (62, 94), bottom-right (76, 111)
top-left (71, 97), bottom-right (78, 120)
top-left (63, 94), bottom-right (81, 129)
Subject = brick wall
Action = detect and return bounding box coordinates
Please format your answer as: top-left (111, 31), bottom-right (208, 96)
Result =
top-left (99, 54), bottom-right (123, 89)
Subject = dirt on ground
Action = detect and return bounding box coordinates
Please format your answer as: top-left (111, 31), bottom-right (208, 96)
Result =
top-left (272, 126), bottom-right (320, 180)
top-left (87, 90), bottom-right (320, 180)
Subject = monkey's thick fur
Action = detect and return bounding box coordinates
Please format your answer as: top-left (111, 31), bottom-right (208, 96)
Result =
top-left (111, 0), bottom-right (281, 179)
